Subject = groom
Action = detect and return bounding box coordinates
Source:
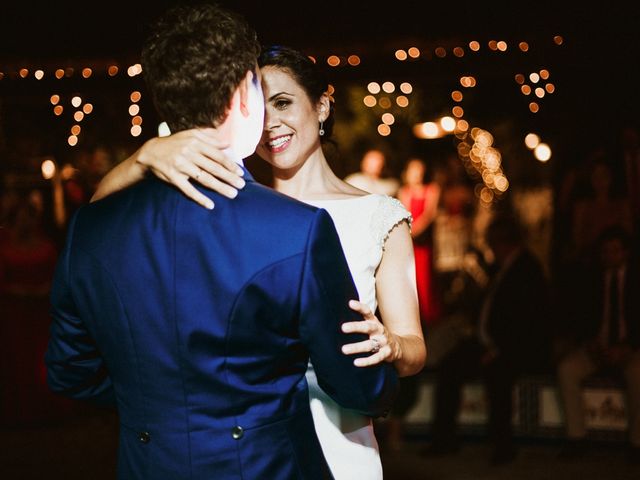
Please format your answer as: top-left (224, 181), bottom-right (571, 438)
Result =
top-left (45, 3), bottom-right (397, 479)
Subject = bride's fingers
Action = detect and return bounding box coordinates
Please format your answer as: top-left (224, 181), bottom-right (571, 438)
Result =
top-left (191, 168), bottom-right (238, 199)
top-left (191, 130), bottom-right (241, 179)
top-left (197, 143), bottom-right (245, 178)
top-left (353, 348), bottom-right (391, 367)
top-left (341, 321), bottom-right (365, 334)
top-left (342, 333), bottom-right (387, 354)
top-left (342, 338), bottom-right (393, 367)
top-left (348, 300), bottom-right (374, 318)
top-left (342, 319), bottom-right (381, 335)
top-left (192, 128), bottom-right (231, 149)
top-left (173, 177), bottom-right (215, 210)
top-left (341, 339), bottom-right (376, 355)
top-left (195, 156), bottom-right (246, 190)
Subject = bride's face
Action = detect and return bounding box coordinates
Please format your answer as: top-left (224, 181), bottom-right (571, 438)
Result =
top-left (256, 66), bottom-right (322, 171)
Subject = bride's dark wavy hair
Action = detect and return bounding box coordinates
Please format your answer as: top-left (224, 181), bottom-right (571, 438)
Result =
top-left (258, 45), bottom-right (335, 143)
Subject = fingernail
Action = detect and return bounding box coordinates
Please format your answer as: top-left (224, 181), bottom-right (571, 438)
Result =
top-left (205, 201), bottom-right (214, 210)
top-left (229, 189), bottom-right (238, 199)
top-left (235, 179), bottom-right (246, 189)
top-left (236, 168), bottom-right (245, 176)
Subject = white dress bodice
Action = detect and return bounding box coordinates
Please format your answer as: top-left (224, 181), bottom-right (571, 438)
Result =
top-left (304, 193), bottom-right (411, 479)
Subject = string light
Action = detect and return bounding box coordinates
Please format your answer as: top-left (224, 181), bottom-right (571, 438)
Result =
top-left (0, 32), bottom-right (563, 149)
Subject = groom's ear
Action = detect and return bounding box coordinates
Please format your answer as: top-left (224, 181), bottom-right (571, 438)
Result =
top-left (238, 70), bottom-right (254, 118)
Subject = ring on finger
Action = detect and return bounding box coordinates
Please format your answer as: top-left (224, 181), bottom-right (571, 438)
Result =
top-left (370, 337), bottom-right (381, 353)
top-left (195, 168), bottom-right (203, 181)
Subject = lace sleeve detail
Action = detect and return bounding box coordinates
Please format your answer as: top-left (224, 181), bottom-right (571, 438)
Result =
top-left (372, 195), bottom-right (412, 250)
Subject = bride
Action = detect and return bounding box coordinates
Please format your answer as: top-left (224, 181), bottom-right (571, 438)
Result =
top-left (93, 45), bottom-right (426, 479)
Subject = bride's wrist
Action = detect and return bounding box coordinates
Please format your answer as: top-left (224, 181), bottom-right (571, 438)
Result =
top-left (390, 335), bottom-right (402, 363)
top-left (134, 138), bottom-right (158, 171)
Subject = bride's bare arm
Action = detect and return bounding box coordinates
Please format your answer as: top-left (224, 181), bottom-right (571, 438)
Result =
top-left (341, 222), bottom-right (426, 377)
top-left (91, 128), bottom-right (246, 209)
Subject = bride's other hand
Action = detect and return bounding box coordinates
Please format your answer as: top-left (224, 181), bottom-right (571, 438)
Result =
top-left (341, 300), bottom-right (401, 367)
top-left (138, 128), bottom-right (246, 209)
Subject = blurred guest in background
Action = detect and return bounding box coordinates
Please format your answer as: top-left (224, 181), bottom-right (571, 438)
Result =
top-left (0, 189), bottom-right (20, 237)
top-left (571, 156), bottom-right (633, 264)
top-left (431, 155), bottom-right (477, 305)
top-left (424, 213), bottom-right (551, 465)
top-left (424, 156), bottom-right (480, 368)
top-left (381, 157), bottom-right (440, 452)
top-left (620, 125), bottom-right (640, 218)
top-left (437, 154), bottom-right (476, 224)
top-left (0, 191), bottom-right (70, 425)
top-left (556, 225), bottom-right (640, 463)
top-left (345, 148), bottom-right (400, 197)
top-left (618, 123), bottom-right (640, 243)
top-left (398, 157), bottom-right (441, 327)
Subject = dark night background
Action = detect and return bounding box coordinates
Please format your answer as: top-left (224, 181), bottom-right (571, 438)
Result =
top-left (0, 0), bottom-right (638, 256)
top-left (2, 1), bottom-right (639, 161)
top-left (1, 1), bottom-right (639, 227)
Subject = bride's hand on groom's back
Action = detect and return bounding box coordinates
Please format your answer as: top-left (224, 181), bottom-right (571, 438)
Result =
top-left (341, 300), bottom-right (400, 367)
top-left (139, 128), bottom-right (246, 209)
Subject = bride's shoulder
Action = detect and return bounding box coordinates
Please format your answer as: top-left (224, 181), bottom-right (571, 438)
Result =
top-left (336, 178), bottom-right (370, 198)
top-left (368, 195), bottom-right (412, 247)
top-left (371, 194), bottom-right (409, 214)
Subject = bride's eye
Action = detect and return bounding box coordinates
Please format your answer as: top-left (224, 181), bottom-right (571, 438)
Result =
top-left (274, 98), bottom-right (291, 110)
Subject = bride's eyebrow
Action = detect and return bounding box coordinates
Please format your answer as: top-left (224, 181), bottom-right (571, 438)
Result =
top-left (268, 92), bottom-right (294, 101)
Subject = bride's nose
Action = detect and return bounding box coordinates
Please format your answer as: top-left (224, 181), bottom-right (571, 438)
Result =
top-left (264, 107), bottom-right (280, 131)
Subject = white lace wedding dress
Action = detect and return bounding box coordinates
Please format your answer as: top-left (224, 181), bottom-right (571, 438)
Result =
top-left (304, 193), bottom-right (412, 479)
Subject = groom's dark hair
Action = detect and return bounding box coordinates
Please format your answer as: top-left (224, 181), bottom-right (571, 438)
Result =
top-left (141, 1), bottom-right (260, 133)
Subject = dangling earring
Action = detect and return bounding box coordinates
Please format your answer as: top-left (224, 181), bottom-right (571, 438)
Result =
top-left (319, 120), bottom-right (325, 137)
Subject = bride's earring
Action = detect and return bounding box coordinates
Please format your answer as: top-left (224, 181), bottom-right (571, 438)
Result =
top-left (319, 120), bottom-right (325, 137)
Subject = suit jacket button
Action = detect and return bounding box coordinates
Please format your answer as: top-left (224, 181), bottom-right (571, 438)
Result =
top-left (138, 431), bottom-right (151, 444)
top-left (231, 426), bottom-right (244, 440)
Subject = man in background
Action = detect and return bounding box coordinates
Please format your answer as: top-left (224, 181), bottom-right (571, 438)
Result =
top-left (424, 214), bottom-right (551, 465)
top-left (556, 225), bottom-right (640, 463)
top-left (345, 149), bottom-right (400, 197)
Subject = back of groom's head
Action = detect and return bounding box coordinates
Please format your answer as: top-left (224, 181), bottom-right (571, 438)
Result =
top-left (141, 2), bottom-right (260, 133)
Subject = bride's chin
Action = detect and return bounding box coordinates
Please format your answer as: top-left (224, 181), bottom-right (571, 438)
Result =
top-left (259, 154), bottom-right (295, 171)
top-left (257, 154), bottom-right (277, 167)
top-left (255, 149), bottom-right (273, 162)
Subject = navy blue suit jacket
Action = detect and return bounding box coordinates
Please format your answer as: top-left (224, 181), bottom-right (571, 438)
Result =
top-left (45, 171), bottom-right (398, 479)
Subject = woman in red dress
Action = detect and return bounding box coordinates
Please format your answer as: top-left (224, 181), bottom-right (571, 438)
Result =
top-left (398, 158), bottom-right (441, 326)
top-left (383, 158), bottom-right (441, 451)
